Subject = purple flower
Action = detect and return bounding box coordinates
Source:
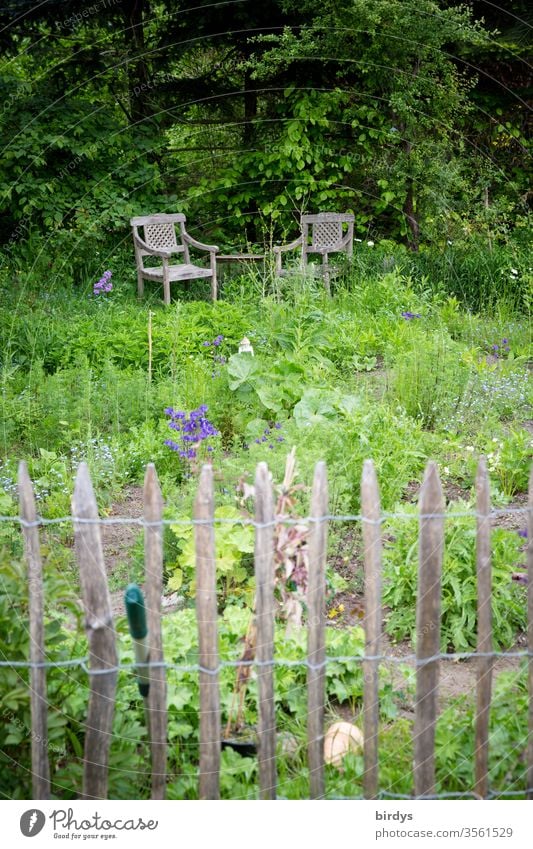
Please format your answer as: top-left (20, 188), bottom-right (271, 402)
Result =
top-left (518, 529), bottom-right (528, 539)
top-left (164, 439), bottom-right (181, 452)
top-left (401, 311), bottom-right (422, 320)
top-left (254, 438), bottom-right (261, 444)
top-left (492, 344), bottom-right (499, 352)
top-left (274, 423), bottom-right (282, 430)
top-left (203, 340), bottom-right (211, 347)
top-left (164, 404), bottom-right (219, 459)
top-left (93, 270), bottom-right (113, 295)
top-left (502, 338), bottom-right (508, 345)
top-left (277, 436), bottom-right (284, 443)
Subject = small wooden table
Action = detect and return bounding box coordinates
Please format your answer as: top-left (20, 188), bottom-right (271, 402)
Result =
top-left (216, 253), bottom-right (267, 281)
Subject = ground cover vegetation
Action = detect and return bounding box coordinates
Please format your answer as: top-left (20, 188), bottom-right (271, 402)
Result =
top-left (0, 0), bottom-right (531, 799)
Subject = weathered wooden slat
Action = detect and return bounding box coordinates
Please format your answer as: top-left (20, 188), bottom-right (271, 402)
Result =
top-left (361, 460), bottom-right (383, 800)
top-left (307, 461), bottom-right (328, 800)
top-left (414, 461), bottom-right (444, 798)
top-left (474, 458), bottom-right (493, 799)
top-left (194, 464), bottom-right (220, 799)
top-left (254, 462), bottom-right (276, 799)
top-left (18, 461), bottom-right (50, 800)
top-left (527, 466), bottom-right (533, 800)
top-left (143, 463), bottom-right (167, 799)
top-left (72, 463), bottom-right (118, 800)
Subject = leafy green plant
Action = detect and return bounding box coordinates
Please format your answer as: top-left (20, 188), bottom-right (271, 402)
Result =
top-left (168, 506), bottom-right (255, 601)
top-left (389, 331), bottom-right (470, 429)
top-left (382, 501), bottom-right (526, 651)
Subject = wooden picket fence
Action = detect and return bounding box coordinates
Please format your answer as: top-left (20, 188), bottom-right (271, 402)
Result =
top-left (17, 457), bottom-right (533, 801)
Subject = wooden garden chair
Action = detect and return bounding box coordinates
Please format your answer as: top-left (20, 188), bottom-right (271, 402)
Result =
top-left (273, 212), bottom-right (354, 294)
top-left (131, 213), bottom-right (219, 304)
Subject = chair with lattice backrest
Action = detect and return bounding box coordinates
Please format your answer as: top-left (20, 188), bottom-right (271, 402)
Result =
top-left (131, 213), bottom-right (219, 304)
top-left (273, 212), bottom-right (354, 294)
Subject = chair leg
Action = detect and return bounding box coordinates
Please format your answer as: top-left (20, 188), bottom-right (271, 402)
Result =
top-left (210, 253), bottom-right (218, 301)
top-left (163, 273), bottom-right (170, 305)
top-left (137, 270), bottom-right (144, 298)
top-left (323, 253), bottom-right (331, 296)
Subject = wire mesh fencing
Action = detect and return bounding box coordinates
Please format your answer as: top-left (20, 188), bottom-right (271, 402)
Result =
top-left (3, 456), bottom-right (532, 800)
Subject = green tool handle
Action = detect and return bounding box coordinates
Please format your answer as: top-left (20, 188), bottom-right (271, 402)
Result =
top-left (133, 637), bottom-right (150, 698)
top-left (124, 583), bottom-right (150, 697)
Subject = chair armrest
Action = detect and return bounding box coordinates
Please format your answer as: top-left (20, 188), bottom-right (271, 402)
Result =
top-left (273, 235), bottom-right (303, 255)
top-left (182, 231), bottom-right (219, 252)
top-left (133, 233), bottom-right (172, 258)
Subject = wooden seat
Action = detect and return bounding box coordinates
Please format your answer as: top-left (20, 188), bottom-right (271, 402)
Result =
top-left (131, 213), bottom-right (219, 304)
top-left (273, 212), bottom-right (354, 294)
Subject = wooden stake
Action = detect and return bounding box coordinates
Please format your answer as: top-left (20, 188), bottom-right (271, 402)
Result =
top-left (254, 462), bottom-right (276, 799)
top-left (73, 463), bottom-right (117, 800)
top-left (194, 465), bottom-right (220, 799)
top-left (307, 461), bottom-right (328, 799)
top-left (144, 464), bottom-right (167, 799)
top-left (361, 460), bottom-right (383, 799)
top-left (18, 461), bottom-right (50, 800)
top-left (474, 457), bottom-right (493, 798)
top-left (414, 462), bottom-right (444, 798)
top-left (527, 466), bottom-right (533, 799)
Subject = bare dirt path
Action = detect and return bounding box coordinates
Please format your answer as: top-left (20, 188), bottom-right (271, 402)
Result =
top-left (100, 485), bottom-right (184, 617)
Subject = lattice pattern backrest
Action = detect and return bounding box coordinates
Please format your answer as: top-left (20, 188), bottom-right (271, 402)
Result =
top-left (311, 220), bottom-right (343, 248)
top-left (143, 222), bottom-right (179, 251)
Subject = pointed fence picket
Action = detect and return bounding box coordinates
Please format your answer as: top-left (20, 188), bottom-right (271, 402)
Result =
top-left (527, 467), bottom-right (533, 800)
top-left (361, 459), bottom-right (382, 800)
top-left (194, 464), bottom-right (221, 799)
top-left (18, 461), bottom-right (50, 800)
top-left (143, 463), bottom-right (167, 799)
top-left (17, 457), bottom-right (533, 800)
top-left (73, 463), bottom-right (118, 801)
top-left (474, 458), bottom-right (493, 799)
top-left (414, 462), bottom-right (444, 798)
top-left (307, 461), bottom-right (329, 800)
top-left (254, 462), bottom-right (277, 799)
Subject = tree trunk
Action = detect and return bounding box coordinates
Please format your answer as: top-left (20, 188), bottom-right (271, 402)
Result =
top-left (122, 0), bottom-right (151, 122)
top-left (403, 175), bottom-right (420, 252)
top-left (243, 67), bottom-right (259, 243)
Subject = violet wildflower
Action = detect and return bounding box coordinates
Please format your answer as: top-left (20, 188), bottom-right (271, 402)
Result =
top-left (93, 270), bottom-right (113, 295)
top-left (164, 405), bottom-right (219, 459)
top-left (518, 528), bottom-right (528, 539)
top-left (401, 311), bottom-right (422, 320)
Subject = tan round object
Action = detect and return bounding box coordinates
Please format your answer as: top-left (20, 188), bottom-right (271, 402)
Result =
top-left (324, 721), bottom-right (364, 768)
